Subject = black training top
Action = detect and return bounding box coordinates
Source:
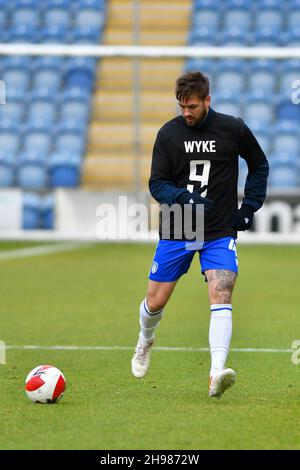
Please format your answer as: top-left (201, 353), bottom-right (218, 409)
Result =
top-left (149, 108), bottom-right (269, 241)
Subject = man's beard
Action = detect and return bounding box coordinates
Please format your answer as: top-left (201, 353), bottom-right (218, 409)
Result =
top-left (185, 108), bottom-right (208, 127)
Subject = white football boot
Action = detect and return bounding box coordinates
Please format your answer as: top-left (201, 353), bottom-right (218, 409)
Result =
top-left (209, 368), bottom-right (236, 399)
top-left (131, 335), bottom-right (154, 378)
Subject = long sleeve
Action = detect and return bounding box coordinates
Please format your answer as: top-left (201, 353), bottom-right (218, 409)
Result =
top-left (238, 121), bottom-right (269, 211)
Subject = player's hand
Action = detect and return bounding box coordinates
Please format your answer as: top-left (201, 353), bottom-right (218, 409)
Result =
top-left (232, 204), bottom-right (254, 231)
top-left (177, 185), bottom-right (215, 213)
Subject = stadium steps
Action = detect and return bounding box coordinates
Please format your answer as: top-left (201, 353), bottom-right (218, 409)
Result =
top-left (82, 0), bottom-right (192, 190)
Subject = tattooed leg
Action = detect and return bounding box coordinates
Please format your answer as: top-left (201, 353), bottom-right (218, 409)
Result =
top-left (205, 269), bottom-right (237, 305)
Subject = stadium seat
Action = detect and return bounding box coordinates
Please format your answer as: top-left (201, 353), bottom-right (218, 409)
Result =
top-left (43, 3), bottom-right (71, 28)
top-left (243, 91), bottom-right (274, 126)
top-left (0, 120), bottom-right (21, 155)
top-left (17, 151), bottom-right (48, 190)
top-left (49, 152), bottom-right (82, 187)
top-left (41, 193), bottom-right (55, 229)
top-left (213, 91), bottom-right (241, 116)
top-left (55, 120), bottom-right (86, 153)
top-left (255, 9), bottom-right (283, 33)
top-left (75, 5), bottom-right (105, 29)
top-left (189, 27), bottom-right (216, 46)
top-left (214, 66), bottom-right (244, 94)
top-left (0, 9), bottom-right (8, 29)
top-left (223, 9), bottom-right (252, 32)
top-left (269, 153), bottom-right (300, 188)
top-left (59, 87), bottom-right (91, 123)
top-left (277, 100), bottom-right (300, 122)
top-left (192, 10), bottom-right (219, 33)
top-left (23, 120), bottom-right (53, 154)
top-left (2, 68), bottom-right (30, 93)
top-left (71, 26), bottom-right (102, 43)
top-left (248, 68), bottom-right (276, 93)
top-left (28, 88), bottom-right (57, 125)
top-left (64, 57), bottom-right (96, 91)
top-left (11, 6), bottom-right (40, 28)
top-left (41, 25), bottom-right (69, 43)
top-left (0, 151), bottom-right (15, 187)
top-left (0, 88), bottom-right (25, 123)
top-left (287, 8), bottom-right (300, 29)
top-left (9, 24), bottom-right (38, 42)
top-left (22, 192), bottom-right (41, 230)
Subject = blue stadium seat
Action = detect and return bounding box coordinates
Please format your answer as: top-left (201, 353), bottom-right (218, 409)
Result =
top-left (189, 28), bottom-right (216, 46)
top-left (225, 0), bottom-right (252, 8)
top-left (285, 26), bottom-right (300, 46)
top-left (9, 24), bottom-right (38, 42)
top-left (2, 68), bottom-right (30, 93)
top-left (287, 8), bottom-right (300, 29)
top-left (55, 120), bottom-right (86, 153)
top-left (65, 57), bottom-right (96, 91)
top-left (49, 152), bottom-right (81, 187)
top-left (255, 8), bottom-right (283, 32)
top-left (279, 59), bottom-right (300, 97)
top-left (223, 9), bottom-right (252, 32)
top-left (272, 121), bottom-right (300, 155)
top-left (184, 58), bottom-right (215, 76)
top-left (269, 153), bottom-right (300, 188)
top-left (0, 151), bottom-right (15, 187)
top-left (2, 55), bottom-right (32, 71)
top-left (28, 88), bottom-right (57, 125)
top-left (192, 10), bottom-right (219, 33)
top-left (214, 66), bottom-right (244, 94)
top-left (11, 6), bottom-right (40, 28)
top-left (0, 120), bottom-right (21, 155)
top-left (23, 120), bottom-right (53, 154)
top-left (216, 93), bottom-right (240, 116)
top-left (41, 193), bottom-right (54, 229)
top-left (218, 29), bottom-right (251, 46)
top-left (59, 87), bottom-right (91, 123)
top-left (71, 26), bottom-right (102, 43)
top-left (252, 27), bottom-right (280, 46)
top-left (78, 0), bottom-right (106, 8)
top-left (243, 92), bottom-right (274, 126)
top-left (277, 100), bottom-right (300, 122)
top-left (0, 9), bottom-right (8, 29)
top-left (248, 68), bottom-right (276, 93)
top-left (75, 4), bottom-right (105, 29)
top-left (33, 69), bottom-right (62, 93)
top-left (22, 192), bottom-right (41, 230)
top-left (194, 0), bottom-right (219, 8)
top-left (17, 151), bottom-right (48, 190)
top-left (0, 88), bottom-right (24, 123)
top-left (41, 25), bottom-right (69, 43)
top-left (44, 3), bottom-right (71, 28)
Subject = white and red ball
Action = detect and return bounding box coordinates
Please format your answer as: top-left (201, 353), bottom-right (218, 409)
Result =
top-left (25, 365), bottom-right (66, 403)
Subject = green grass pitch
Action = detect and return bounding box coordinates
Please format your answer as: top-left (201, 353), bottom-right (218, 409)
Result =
top-left (0, 241), bottom-right (300, 450)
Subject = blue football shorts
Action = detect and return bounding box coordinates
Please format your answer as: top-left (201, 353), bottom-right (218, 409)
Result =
top-left (149, 237), bottom-right (238, 282)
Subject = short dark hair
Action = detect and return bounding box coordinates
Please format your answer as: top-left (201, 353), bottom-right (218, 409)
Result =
top-left (175, 71), bottom-right (210, 102)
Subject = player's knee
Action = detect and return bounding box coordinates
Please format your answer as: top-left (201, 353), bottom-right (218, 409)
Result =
top-left (146, 293), bottom-right (166, 313)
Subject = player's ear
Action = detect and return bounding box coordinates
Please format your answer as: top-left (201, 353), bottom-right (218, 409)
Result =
top-left (204, 95), bottom-right (211, 107)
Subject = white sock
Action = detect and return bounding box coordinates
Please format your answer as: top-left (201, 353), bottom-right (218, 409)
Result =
top-left (139, 299), bottom-right (163, 344)
top-left (209, 304), bottom-right (232, 378)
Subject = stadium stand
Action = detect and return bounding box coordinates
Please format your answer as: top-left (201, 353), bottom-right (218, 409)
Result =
top-left (189, 0), bottom-right (300, 189)
top-left (0, 0), bottom-right (106, 228)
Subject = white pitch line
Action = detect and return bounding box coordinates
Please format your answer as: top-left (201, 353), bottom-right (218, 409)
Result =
top-left (0, 242), bottom-right (89, 261)
top-left (5, 345), bottom-right (293, 353)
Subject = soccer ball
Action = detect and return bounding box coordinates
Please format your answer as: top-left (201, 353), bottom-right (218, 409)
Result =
top-left (25, 365), bottom-right (66, 404)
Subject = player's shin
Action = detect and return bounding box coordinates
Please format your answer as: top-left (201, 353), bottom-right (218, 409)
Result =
top-left (209, 304), bottom-right (232, 378)
top-left (139, 298), bottom-right (163, 344)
